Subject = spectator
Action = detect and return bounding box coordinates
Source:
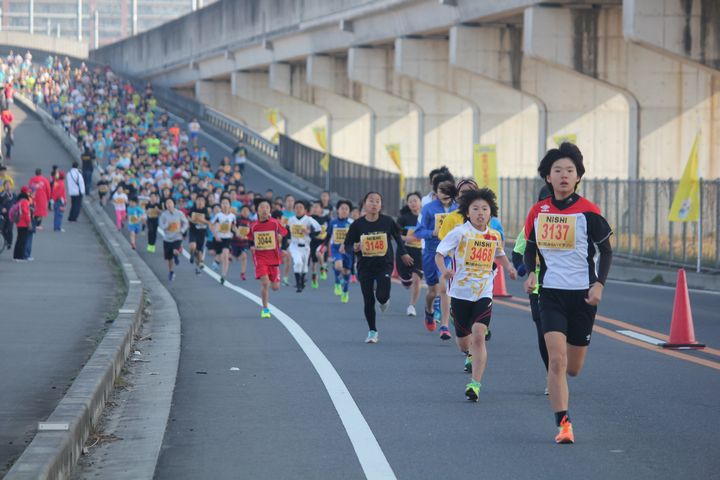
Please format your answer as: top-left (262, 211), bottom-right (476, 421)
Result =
top-left (1, 103), bottom-right (13, 136)
top-left (52, 171), bottom-right (66, 232)
top-left (232, 141), bottom-right (247, 174)
top-left (28, 168), bottom-right (51, 228)
top-left (0, 179), bottom-right (15, 247)
top-left (67, 161), bottom-right (85, 222)
top-left (13, 186), bottom-right (31, 261)
top-left (3, 126), bottom-right (13, 161)
top-left (81, 143), bottom-right (95, 191)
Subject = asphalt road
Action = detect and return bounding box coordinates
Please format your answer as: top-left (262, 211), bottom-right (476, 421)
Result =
top-left (0, 104), bottom-right (117, 475)
top-left (121, 128), bottom-right (720, 480)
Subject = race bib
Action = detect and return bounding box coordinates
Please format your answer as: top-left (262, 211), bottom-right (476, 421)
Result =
top-left (166, 221), bottom-right (179, 233)
top-left (333, 227), bottom-right (348, 244)
top-left (146, 208), bottom-right (159, 219)
top-left (98, 185), bottom-right (109, 193)
top-left (237, 226), bottom-right (250, 238)
top-left (537, 214), bottom-right (576, 250)
top-left (291, 224), bottom-right (305, 238)
top-left (405, 228), bottom-right (422, 248)
top-left (218, 222), bottom-right (231, 234)
top-left (114, 197), bottom-right (125, 205)
top-left (254, 231), bottom-right (277, 250)
top-left (463, 237), bottom-right (496, 271)
top-left (317, 224), bottom-right (328, 240)
top-left (434, 213), bottom-right (449, 235)
top-left (140, 200), bottom-right (148, 209)
top-left (191, 212), bottom-right (205, 223)
top-left (361, 233), bottom-right (388, 257)
top-left (128, 215), bottom-right (140, 225)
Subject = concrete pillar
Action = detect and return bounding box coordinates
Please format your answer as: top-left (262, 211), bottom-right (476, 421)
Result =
top-left (232, 68), bottom-right (327, 149)
top-left (452, 23), bottom-right (631, 180)
top-left (397, 36), bottom-right (540, 178)
top-left (348, 47), bottom-right (423, 176)
top-left (306, 54), bottom-right (375, 166)
top-left (527, 5), bottom-right (719, 179)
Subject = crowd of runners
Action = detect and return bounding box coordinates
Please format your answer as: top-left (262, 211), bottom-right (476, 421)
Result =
top-left (2, 53), bottom-right (614, 446)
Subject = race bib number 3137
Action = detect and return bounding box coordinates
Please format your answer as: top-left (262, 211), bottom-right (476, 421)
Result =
top-left (360, 233), bottom-right (388, 257)
top-left (536, 214), bottom-right (576, 250)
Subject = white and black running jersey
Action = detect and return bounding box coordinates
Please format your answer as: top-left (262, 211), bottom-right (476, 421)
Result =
top-left (525, 194), bottom-right (612, 290)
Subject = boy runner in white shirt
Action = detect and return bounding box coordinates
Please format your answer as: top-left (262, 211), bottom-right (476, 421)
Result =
top-left (287, 200), bottom-right (321, 292)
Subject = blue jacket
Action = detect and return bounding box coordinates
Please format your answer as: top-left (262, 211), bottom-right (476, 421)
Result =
top-left (413, 198), bottom-right (457, 253)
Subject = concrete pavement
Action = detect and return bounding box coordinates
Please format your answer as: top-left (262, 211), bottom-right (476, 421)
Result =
top-left (0, 104), bottom-right (119, 476)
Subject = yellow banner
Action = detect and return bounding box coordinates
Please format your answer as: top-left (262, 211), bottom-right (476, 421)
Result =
top-left (473, 144), bottom-right (499, 194)
top-left (668, 133), bottom-right (701, 222)
top-left (313, 126), bottom-right (330, 172)
top-left (264, 108), bottom-right (280, 144)
top-left (553, 133), bottom-right (577, 146)
top-left (385, 143), bottom-right (405, 199)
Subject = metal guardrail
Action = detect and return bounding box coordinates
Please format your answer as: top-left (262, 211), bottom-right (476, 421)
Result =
top-left (202, 107), bottom-right (279, 160)
top-left (279, 135), bottom-right (402, 213)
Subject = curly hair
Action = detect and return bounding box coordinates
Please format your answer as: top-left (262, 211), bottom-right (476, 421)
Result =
top-left (538, 142), bottom-right (585, 181)
top-left (458, 188), bottom-right (498, 219)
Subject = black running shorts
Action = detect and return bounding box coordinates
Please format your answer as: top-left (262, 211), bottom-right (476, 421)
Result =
top-left (538, 288), bottom-right (596, 346)
top-left (450, 297), bottom-right (492, 338)
top-left (163, 240), bottom-right (182, 261)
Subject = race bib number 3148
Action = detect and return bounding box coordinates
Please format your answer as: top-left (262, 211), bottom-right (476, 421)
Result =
top-left (536, 214), bottom-right (576, 250)
top-left (360, 233), bottom-right (388, 257)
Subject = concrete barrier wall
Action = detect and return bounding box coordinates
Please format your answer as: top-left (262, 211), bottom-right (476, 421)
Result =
top-left (0, 32), bottom-right (88, 59)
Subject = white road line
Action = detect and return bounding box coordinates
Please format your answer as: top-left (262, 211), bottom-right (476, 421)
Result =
top-left (616, 330), bottom-right (665, 346)
top-left (607, 279), bottom-right (720, 296)
top-left (177, 248), bottom-right (396, 479)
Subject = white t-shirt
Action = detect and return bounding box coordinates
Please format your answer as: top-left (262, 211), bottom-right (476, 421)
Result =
top-left (112, 192), bottom-right (128, 212)
top-left (436, 222), bottom-right (505, 302)
top-left (212, 212), bottom-right (236, 239)
top-left (287, 215), bottom-right (321, 246)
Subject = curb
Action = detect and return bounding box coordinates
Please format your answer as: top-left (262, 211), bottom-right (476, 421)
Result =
top-left (6, 95), bottom-right (179, 479)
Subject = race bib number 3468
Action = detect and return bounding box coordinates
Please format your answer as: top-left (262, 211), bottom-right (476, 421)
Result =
top-left (536, 214), bottom-right (576, 250)
top-left (464, 238), bottom-right (496, 270)
top-left (360, 233), bottom-right (388, 257)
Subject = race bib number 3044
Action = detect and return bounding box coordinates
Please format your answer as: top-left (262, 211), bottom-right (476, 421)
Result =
top-left (464, 238), bottom-right (496, 271)
top-left (360, 233), bottom-right (388, 257)
top-left (536, 214), bottom-right (576, 250)
top-left (254, 231), bottom-right (277, 250)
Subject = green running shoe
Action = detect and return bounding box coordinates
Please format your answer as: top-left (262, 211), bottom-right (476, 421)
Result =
top-left (464, 354), bottom-right (473, 373)
top-left (320, 269), bottom-right (327, 280)
top-left (465, 381), bottom-right (481, 402)
top-left (334, 283), bottom-right (342, 296)
top-left (260, 308), bottom-right (271, 318)
top-left (312, 280), bottom-right (319, 289)
top-left (341, 291), bottom-right (349, 303)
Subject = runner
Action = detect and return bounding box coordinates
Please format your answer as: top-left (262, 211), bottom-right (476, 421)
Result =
top-left (232, 204), bottom-right (252, 281)
top-left (435, 188), bottom-right (516, 401)
top-left (249, 198), bottom-right (288, 318)
top-left (187, 194), bottom-right (211, 273)
top-left (145, 192), bottom-right (161, 253)
top-left (512, 185), bottom-right (553, 394)
top-left (280, 194), bottom-right (295, 285)
top-left (309, 200), bottom-right (330, 288)
top-left (158, 197), bottom-right (189, 282)
top-left (396, 192), bottom-right (424, 316)
top-left (126, 196), bottom-right (145, 250)
top-left (287, 200), bottom-right (321, 292)
top-left (413, 172), bottom-right (457, 339)
top-left (327, 200), bottom-right (353, 303)
top-left (111, 185), bottom-right (128, 230)
top-left (343, 192), bottom-right (413, 344)
top-left (523, 143), bottom-right (613, 444)
top-left (210, 197), bottom-right (237, 286)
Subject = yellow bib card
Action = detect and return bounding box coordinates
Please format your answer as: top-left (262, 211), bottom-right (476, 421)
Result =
top-left (146, 208), bottom-right (159, 218)
top-left (254, 231), bottom-right (277, 250)
top-left (167, 221), bottom-right (179, 233)
top-left (434, 213), bottom-right (449, 235)
top-left (537, 214), bottom-right (576, 250)
top-left (128, 215), bottom-right (140, 225)
top-left (191, 212), bottom-right (205, 223)
top-left (218, 222), bottom-right (231, 234)
top-left (333, 227), bottom-right (348, 244)
top-left (237, 226), bottom-right (250, 238)
top-left (361, 233), bottom-right (388, 257)
top-left (463, 238), bottom-right (496, 271)
top-left (291, 224), bottom-right (305, 238)
top-left (405, 228), bottom-right (422, 248)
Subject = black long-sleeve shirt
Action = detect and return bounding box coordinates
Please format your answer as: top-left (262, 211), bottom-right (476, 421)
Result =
top-left (344, 214), bottom-right (407, 280)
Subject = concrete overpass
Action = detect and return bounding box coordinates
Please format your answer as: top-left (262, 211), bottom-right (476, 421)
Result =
top-left (0, 31), bottom-right (88, 58)
top-left (90, 0), bottom-right (720, 180)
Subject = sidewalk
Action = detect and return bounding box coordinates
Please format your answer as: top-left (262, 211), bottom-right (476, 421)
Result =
top-left (0, 103), bottom-right (120, 475)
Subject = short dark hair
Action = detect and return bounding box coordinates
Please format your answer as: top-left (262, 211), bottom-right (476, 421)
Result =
top-left (406, 191), bottom-right (422, 202)
top-left (432, 172), bottom-right (455, 192)
top-left (294, 199), bottom-right (308, 210)
top-left (35, 168), bottom-right (42, 175)
top-left (436, 180), bottom-right (457, 200)
top-left (538, 142), bottom-right (585, 182)
top-left (336, 199), bottom-right (353, 211)
top-left (428, 166), bottom-right (450, 182)
top-left (458, 188), bottom-right (498, 219)
top-left (361, 191), bottom-right (383, 209)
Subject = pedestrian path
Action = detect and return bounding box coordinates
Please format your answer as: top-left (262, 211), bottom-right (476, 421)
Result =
top-left (0, 103), bottom-right (117, 476)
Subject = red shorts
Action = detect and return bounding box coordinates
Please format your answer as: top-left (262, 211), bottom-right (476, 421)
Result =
top-left (255, 263), bottom-right (280, 283)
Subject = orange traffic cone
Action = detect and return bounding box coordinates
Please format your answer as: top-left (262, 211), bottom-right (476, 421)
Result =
top-left (493, 264), bottom-right (512, 298)
top-left (661, 268), bottom-right (705, 349)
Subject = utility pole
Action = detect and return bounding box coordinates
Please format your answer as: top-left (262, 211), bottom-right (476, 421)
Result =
top-left (77, 0), bottom-right (82, 41)
top-left (132, 0), bottom-right (138, 36)
top-left (29, 0), bottom-right (34, 34)
top-left (94, 10), bottom-right (99, 49)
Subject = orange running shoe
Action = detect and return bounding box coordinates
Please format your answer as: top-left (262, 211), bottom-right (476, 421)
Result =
top-left (555, 415), bottom-right (574, 444)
